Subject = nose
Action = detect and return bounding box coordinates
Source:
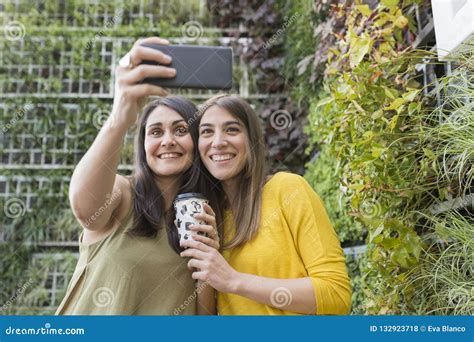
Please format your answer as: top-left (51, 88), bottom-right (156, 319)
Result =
top-left (161, 130), bottom-right (176, 147)
top-left (211, 131), bottom-right (228, 149)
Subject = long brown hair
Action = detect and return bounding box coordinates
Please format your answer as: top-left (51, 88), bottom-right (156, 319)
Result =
top-left (198, 94), bottom-right (267, 249)
top-left (129, 96), bottom-right (210, 254)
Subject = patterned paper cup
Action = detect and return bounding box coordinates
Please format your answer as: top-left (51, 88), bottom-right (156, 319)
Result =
top-left (173, 193), bottom-right (208, 246)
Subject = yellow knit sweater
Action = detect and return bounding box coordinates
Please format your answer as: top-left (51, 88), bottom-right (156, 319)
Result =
top-left (217, 172), bottom-right (351, 315)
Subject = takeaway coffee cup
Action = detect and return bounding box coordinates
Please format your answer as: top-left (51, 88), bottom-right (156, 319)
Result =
top-left (173, 193), bottom-right (208, 246)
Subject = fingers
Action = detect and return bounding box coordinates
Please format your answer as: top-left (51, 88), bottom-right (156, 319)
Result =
top-left (190, 223), bottom-right (216, 238)
top-left (134, 36), bottom-right (170, 47)
top-left (192, 234), bottom-right (219, 250)
top-left (124, 64), bottom-right (176, 84)
top-left (193, 212), bottom-right (216, 227)
top-left (129, 45), bottom-right (173, 67)
top-left (191, 271), bottom-right (206, 281)
top-left (203, 203), bottom-right (216, 216)
top-left (126, 83), bottom-right (169, 98)
top-left (181, 240), bottom-right (212, 253)
top-left (187, 258), bottom-right (204, 271)
top-left (180, 247), bottom-right (207, 259)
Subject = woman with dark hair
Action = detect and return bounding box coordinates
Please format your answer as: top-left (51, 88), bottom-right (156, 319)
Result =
top-left (180, 94), bottom-right (351, 315)
top-left (56, 38), bottom-right (219, 315)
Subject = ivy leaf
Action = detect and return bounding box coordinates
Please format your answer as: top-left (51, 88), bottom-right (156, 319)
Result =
top-left (391, 248), bottom-right (410, 268)
top-left (386, 97), bottom-right (405, 110)
top-left (356, 5), bottom-right (372, 16)
top-left (394, 15), bottom-right (408, 28)
top-left (402, 89), bottom-right (419, 102)
top-left (381, 0), bottom-right (399, 10)
top-left (369, 224), bottom-right (385, 243)
top-left (388, 114), bottom-right (399, 129)
top-left (380, 237), bottom-right (399, 249)
top-left (349, 33), bottom-right (372, 68)
top-left (372, 146), bottom-right (387, 158)
top-left (383, 86), bottom-right (397, 100)
top-left (372, 110), bottom-right (384, 119)
top-left (408, 102), bottom-right (419, 115)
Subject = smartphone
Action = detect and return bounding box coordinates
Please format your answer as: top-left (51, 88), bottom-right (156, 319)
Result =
top-left (139, 44), bottom-right (233, 90)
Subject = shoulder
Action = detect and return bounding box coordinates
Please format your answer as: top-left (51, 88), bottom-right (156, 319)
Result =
top-left (263, 172), bottom-right (315, 204)
top-left (265, 172), bottom-right (309, 191)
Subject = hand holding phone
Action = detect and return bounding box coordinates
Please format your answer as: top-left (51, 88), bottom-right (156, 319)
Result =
top-left (112, 37), bottom-right (176, 129)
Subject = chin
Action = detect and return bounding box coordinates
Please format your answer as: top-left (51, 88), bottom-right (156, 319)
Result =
top-left (207, 169), bottom-right (232, 182)
top-left (153, 166), bottom-right (186, 177)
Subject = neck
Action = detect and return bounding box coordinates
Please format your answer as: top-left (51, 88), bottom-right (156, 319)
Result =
top-left (222, 177), bottom-right (239, 210)
top-left (155, 175), bottom-right (181, 210)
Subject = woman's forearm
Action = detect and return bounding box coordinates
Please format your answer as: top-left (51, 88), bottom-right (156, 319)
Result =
top-left (231, 272), bottom-right (317, 314)
top-left (196, 281), bottom-right (217, 315)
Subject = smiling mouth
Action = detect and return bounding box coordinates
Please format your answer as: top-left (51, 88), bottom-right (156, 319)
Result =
top-left (210, 154), bottom-right (236, 162)
top-left (158, 152), bottom-right (183, 159)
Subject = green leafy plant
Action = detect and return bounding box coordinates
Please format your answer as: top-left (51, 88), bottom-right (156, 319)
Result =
top-left (304, 0), bottom-right (433, 313)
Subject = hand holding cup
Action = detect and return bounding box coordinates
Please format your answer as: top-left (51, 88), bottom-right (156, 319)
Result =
top-left (174, 194), bottom-right (219, 250)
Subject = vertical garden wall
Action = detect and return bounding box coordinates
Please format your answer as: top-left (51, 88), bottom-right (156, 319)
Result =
top-left (1, 0), bottom-right (472, 315)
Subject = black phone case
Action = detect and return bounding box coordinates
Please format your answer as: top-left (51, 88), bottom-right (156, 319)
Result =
top-left (140, 44), bottom-right (233, 90)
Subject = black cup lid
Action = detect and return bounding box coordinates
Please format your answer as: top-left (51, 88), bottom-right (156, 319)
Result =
top-left (175, 193), bottom-right (207, 201)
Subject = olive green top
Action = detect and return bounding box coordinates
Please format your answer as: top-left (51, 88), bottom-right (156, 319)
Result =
top-left (55, 211), bottom-right (196, 315)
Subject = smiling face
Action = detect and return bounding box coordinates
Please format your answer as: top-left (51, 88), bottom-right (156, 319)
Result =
top-left (198, 106), bottom-right (249, 184)
top-left (144, 105), bottom-right (194, 178)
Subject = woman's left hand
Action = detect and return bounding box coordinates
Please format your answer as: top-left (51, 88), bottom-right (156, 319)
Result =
top-left (180, 240), bottom-right (238, 293)
top-left (181, 203), bottom-right (220, 250)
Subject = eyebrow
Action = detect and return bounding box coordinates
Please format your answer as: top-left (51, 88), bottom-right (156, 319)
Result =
top-left (199, 121), bottom-right (241, 128)
top-left (146, 119), bottom-right (186, 129)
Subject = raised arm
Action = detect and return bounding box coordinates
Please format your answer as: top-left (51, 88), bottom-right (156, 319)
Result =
top-left (69, 37), bottom-right (175, 232)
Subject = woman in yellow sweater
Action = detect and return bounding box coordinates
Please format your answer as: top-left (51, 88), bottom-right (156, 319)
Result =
top-left (181, 94), bottom-right (351, 315)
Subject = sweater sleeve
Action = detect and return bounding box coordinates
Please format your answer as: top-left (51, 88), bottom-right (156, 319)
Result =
top-left (279, 173), bottom-right (352, 315)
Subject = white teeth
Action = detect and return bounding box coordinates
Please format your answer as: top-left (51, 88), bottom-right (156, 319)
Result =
top-left (211, 154), bottom-right (235, 161)
top-left (159, 153), bottom-right (181, 159)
